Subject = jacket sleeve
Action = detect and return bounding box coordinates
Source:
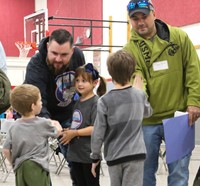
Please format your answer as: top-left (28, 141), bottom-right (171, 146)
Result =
top-left (124, 45), bottom-right (148, 95)
top-left (75, 47), bottom-right (86, 66)
top-left (70, 47), bottom-right (86, 70)
top-left (90, 98), bottom-right (107, 161)
top-left (24, 56), bottom-right (51, 118)
top-left (181, 31), bottom-right (200, 107)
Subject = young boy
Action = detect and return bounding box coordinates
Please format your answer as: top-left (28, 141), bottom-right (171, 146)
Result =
top-left (90, 50), bottom-right (153, 186)
top-left (3, 84), bottom-right (62, 186)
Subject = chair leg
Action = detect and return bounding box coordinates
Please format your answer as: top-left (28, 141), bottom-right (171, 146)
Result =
top-left (0, 152), bottom-right (8, 173)
top-left (55, 157), bottom-right (66, 175)
top-left (49, 150), bottom-right (59, 167)
top-left (2, 166), bottom-right (12, 182)
top-left (157, 148), bottom-right (168, 175)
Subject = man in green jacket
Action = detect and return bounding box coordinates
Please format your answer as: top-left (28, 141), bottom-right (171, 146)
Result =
top-left (124, 0), bottom-right (200, 186)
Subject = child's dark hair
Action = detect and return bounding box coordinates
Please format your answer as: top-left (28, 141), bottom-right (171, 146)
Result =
top-left (75, 63), bottom-right (106, 97)
top-left (107, 50), bottom-right (136, 86)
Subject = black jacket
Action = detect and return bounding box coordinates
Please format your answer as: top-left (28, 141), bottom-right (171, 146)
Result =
top-left (24, 37), bottom-right (85, 126)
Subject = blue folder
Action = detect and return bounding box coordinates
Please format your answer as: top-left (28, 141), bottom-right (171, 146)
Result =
top-left (163, 114), bottom-right (195, 164)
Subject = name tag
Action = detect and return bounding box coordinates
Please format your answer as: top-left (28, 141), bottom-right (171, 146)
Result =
top-left (153, 60), bottom-right (169, 71)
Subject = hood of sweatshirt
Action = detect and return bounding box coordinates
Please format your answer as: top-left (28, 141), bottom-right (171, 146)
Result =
top-left (38, 37), bottom-right (49, 62)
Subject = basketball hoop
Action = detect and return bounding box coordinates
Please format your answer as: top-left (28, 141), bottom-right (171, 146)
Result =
top-left (15, 41), bottom-right (33, 58)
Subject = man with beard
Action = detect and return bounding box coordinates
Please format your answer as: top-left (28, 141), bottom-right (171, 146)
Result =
top-left (24, 29), bottom-right (85, 185)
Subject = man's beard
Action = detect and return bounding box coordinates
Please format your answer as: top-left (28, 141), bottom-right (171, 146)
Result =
top-left (46, 57), bottom-right (69, 76)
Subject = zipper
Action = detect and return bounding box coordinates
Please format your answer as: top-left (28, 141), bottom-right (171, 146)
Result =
top-left (153, 42), bottom-right (175, 62)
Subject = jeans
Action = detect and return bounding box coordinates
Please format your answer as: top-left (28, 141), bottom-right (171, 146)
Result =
top-left (142, 124), bottom-right (191, 186)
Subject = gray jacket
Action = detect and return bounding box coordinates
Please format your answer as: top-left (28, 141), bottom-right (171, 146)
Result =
top-left (91, 86), bottom-right (152, 166)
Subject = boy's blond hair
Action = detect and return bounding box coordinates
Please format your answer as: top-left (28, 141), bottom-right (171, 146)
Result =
top-left (10, 84), bottom-right (40, 115)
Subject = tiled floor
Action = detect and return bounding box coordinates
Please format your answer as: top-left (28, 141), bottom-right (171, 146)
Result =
top-left (1, 147), bottom-right (200, 186)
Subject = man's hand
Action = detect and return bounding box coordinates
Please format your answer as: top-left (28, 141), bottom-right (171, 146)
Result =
top-left (187, 106), bottom-right (200, 125)
top-left (60, 129), bottom-right (78, 145)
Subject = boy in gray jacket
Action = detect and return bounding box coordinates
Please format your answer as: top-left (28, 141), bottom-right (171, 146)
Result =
top-left (3, 84), bottom-right (62, 186)
top-left (90, 50), bottom-right (152, 186)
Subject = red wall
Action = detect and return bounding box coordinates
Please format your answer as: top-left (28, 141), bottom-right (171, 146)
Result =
top-left (0, 0), bottom-right (102, 57)
top-left (0, 0), bottom-right (34, 56)
top-left (1, 0), bottom-right (200, 57)
top-left (153, 0), bottom-right (200, 26)
top-left (47, 0), bottom-right (103, 47)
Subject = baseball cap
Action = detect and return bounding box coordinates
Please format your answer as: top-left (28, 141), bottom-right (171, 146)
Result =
top-left (127, 0), bottom-right (154, 17)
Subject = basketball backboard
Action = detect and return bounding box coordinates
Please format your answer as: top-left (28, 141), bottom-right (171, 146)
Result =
top-left (24, 9), bottom-right (48, 45)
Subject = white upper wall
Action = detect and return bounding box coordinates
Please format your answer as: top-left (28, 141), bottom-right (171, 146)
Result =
top-left (35, 0), bottom-right (47, 11)
top-left (97, 0), bottom-right (130, 78)
top-left (101, 0), bottom-right (200, 77)
top-left (181, 23), bottom-right (200, 45)
top-left (180, 23), bottom-right (200, 58)
top-left (102, 0), bottom-right (129, 47)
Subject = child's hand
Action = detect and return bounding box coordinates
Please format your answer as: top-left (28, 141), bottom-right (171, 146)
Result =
top-left (49, 119), bottom-right (63, 136)
top-left (60, 129), bottom-right (78, 145)
top-left (51, 120), bottom-right (59, 125)
top-left (91, 161), bottom-right (100, 177)
top-left (133, 75), bottom-right (143, 89)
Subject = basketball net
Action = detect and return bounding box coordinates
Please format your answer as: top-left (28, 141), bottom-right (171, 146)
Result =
top-left (15, 41), bottom-right (33, 58)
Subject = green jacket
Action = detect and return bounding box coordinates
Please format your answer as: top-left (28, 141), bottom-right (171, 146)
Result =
top-left (124, 19), bottom-right (200, 125)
